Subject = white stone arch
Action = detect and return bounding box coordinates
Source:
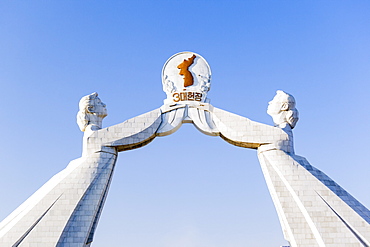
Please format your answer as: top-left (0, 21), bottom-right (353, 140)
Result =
top-left (2, 100), bottom-right (370, 246)
top-left (99, 112), bottom-right (282, 247)
top-left (1, 52), bottom-right (370, 247)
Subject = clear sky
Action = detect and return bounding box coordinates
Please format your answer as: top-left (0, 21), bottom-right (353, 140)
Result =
top-left (1, 1), bottom-right (370, 246)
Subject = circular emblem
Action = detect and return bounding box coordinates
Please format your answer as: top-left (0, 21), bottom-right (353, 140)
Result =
top-left (162, 51), bottom-right (211, 104)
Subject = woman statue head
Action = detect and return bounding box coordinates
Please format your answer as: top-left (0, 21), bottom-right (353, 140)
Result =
top-left (267, 90), bottom-right (299, 129)
top-left (77, 92), bottom-right (107, 132)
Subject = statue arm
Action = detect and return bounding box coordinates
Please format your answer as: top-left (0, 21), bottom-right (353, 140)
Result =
top-left (86, 108), bottom-right (162, 153)
top-left (212, 107), bottom-right (290, 149)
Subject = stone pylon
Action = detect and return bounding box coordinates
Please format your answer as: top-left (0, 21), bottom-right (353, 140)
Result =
top-left (258, 149), bottom-right (370, 246)
top-left (0, 93), bottom-right (162, 246)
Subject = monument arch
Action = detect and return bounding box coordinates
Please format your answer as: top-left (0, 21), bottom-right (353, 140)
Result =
top-left (0, 52), bottom-right (369, 247)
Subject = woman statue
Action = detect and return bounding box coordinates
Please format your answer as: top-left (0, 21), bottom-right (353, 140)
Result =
top-left (209, 90), bottom-right (370, 246)
top-left (0, 93), bottom-right (162, 246)
top-left (257, 91), bottom-right (370, 246)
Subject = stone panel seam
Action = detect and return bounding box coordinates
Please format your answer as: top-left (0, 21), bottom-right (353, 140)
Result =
top-left (265, 152), bottom-right (325, 247)
top-left (12, 194), bottom-right (62, 247)
top-left (317, 192), bottom-right (370, 247)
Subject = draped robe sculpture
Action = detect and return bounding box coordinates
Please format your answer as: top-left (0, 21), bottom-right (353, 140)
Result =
top-left (0, 93), bottom-right (162, 246)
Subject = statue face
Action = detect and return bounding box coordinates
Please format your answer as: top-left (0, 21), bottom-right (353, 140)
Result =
top-left (91, 97), bottom-right (107, 117)
top-left (267, 94), bottom-right (283, 116)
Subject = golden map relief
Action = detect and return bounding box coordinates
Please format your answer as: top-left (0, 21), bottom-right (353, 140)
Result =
top-left (177, 54), bottom-right (196, 87)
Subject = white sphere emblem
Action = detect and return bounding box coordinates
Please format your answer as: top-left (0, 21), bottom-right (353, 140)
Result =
top-left (162, 52), bottom-right (211, 104)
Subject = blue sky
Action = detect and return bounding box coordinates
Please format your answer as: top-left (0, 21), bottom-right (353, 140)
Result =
top-left (1, 1), bottom-right (370, 246)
